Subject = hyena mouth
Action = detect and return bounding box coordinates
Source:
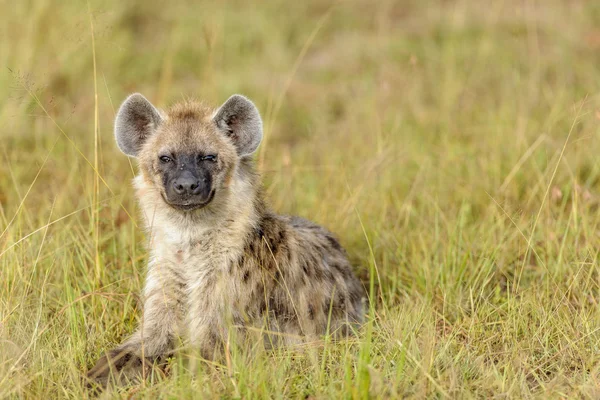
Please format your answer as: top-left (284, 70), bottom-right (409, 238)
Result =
top-left (162, 190), bottom-right (216, 212)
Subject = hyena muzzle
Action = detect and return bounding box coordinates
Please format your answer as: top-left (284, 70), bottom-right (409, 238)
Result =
top-left (86, 93), bottom-right (366, 387)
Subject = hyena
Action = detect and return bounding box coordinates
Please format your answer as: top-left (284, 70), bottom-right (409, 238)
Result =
top-left (87, 93), bottom-right (365, 385)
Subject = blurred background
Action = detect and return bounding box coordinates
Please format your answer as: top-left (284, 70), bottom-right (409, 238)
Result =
top-left (2, 0), bottom-right (600, 397)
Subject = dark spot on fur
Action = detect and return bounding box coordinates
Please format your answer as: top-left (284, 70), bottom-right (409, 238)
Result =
top-left (258, 298), bottom-right (267, 313)
top-left (269, 240), bottom-right (278, 254)
top-left (256, 225), bottom-right (264, 239)
top-left (308, 304), bottom-right (315, 320)
top-left (243, 270), bottom-right (251, 283)
top-left (322, 299), bottom-right (332, 315)
top-left (325, 235), bottom-right (343, 252)
top-left (255, 281), bottom-right (265, 296)
top-left (331, 262), bottom-right (351, 278)
top-left (302, 260), bottom-right (310, 276)
top-left (349, 286), bottom-right (363, 303)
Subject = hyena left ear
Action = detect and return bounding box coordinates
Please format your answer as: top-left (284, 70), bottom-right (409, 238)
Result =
top-left (114, 93), bottom-right (163, 157)
top-left (213, 95), bottom-right (263, 157)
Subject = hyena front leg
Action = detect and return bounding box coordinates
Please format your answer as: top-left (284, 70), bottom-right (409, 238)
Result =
top-left (184, 269), bottom-right (233, 362)
top-left (87, 261), bottom-right (185, 387)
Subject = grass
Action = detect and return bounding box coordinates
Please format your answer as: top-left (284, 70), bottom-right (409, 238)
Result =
top-left (2, 0), bottom-right (600, 398)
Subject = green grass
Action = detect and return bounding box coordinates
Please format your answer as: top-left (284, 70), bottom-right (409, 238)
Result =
top-left (2, 0), bottom-right (600, 398)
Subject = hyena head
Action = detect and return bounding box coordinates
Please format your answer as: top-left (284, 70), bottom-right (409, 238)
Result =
top-left (114, 94), bottom-right (263, 213)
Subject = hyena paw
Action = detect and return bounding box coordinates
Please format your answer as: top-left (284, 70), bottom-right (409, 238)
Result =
top-left (85, 347), bottom-right (161, 390)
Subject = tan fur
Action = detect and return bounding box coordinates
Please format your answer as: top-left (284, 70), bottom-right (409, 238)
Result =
top-left (87, 98), bottom-right (365, 388)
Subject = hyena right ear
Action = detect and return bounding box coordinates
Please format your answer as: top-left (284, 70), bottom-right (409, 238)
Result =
top-left (114, 93), bottom-right (163, 157)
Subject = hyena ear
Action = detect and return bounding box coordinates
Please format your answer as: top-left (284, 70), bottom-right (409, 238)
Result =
top-left (213, 95), bottom-right (263, 157)
top-left (114, 93), bottom-right (163, 157)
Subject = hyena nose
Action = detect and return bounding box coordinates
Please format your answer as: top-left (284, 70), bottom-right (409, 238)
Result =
top-left (173, 176), bottom-right (201, 195)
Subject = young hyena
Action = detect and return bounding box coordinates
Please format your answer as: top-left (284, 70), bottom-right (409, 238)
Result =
top-left (87, 93), bottom-right (365, 385)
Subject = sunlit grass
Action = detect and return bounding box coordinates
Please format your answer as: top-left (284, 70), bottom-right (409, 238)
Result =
top-left (2, 0), bottom-right (600, 398)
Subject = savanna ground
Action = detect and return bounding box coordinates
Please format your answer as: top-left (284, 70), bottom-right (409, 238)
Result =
top-left (2, 0), bottom-right (600, 398)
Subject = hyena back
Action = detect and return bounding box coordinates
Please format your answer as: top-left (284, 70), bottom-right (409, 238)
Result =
top-left (87, 93), bottom-right (365, 386)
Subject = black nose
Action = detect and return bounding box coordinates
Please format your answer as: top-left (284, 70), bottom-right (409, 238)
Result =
top-left (173, 174), bottom-right (201, 195)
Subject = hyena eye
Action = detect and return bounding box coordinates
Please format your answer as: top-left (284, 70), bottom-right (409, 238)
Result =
top-left (159, 155), bottom-right (172, 163)
top-left (200, 155), bottom-right (217, 162)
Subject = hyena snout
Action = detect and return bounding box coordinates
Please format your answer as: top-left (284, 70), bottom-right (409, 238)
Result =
top-left (161, 154), bottom-right (215, 210)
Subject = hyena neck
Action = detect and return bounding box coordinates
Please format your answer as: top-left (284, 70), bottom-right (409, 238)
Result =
top-left (135, 158), bottom-right (268, 248)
